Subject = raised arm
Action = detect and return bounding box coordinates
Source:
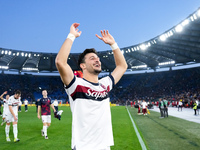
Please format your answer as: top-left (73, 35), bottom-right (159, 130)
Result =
top-left (96, 30), bottom-right (127, 84)
top-left (0, 91), bottom-right (7, 100)
top-left (55, 23), bottom-right (82, 86)
top-left (37, 105), bottom-right (41, 119)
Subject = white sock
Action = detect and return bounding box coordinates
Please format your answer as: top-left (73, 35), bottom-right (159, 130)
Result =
top-left (13, 124), bottom-right (18, 139)
top-left (43, 125), bottom-right (47, 136)
top-left (5, 125), bottom-right (10, 138)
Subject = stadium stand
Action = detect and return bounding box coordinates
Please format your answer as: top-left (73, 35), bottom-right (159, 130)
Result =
top-left (0, 67), bottom-right (200, 106)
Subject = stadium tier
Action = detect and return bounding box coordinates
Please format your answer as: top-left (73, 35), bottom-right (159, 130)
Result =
top-left (0, 67), bottom-right (200, 105)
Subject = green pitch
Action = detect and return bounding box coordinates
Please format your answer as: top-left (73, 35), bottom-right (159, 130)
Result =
top-left (128, 106), bottom-right (200, 150)
top-left (1, 106), bottom-right (199, 150)
top-left (0, 106), bottom-right (141, 150)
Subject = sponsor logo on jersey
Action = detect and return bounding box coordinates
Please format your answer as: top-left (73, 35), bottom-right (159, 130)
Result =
top-left (71, 85), bottom-right (110, 101)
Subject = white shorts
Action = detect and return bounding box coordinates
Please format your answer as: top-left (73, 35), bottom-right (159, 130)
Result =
top-left (6, 114), bottom-right (18, 123)
top-left (2, 112), bottom-right (7, 119)
top-left (41, 115), bottom-right (51, 123)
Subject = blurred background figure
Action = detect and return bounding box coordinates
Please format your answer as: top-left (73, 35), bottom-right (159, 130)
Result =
top-left (53, 99), bottom-right (58, 112)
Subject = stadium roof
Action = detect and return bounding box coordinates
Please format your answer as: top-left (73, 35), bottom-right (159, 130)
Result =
top-left (1, 8), bottom-right (200, 74)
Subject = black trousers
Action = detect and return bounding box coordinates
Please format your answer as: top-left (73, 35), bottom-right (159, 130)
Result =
top-left (164, 107), bottom-right (168, 117)
top-left (194, 109), bottom-right (197, 115)
top-left (178, 105), bottom-right (182, 111)
top-left (54, 106), bottom-right (58, 112)
top-left (25, 105), bottom-right (28, 111)
top-left (18, 106), bottom-right (21, 111)
top-left (160, 108), bottom-right (164, 117)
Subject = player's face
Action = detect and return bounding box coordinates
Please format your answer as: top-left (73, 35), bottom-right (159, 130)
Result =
top-left (14, 94), bottom-right (21, 99)
top-left (6, 95), bottom-right (9, 100)
top-left (83, 53), bottom-right (102, 75)
top-left (42, 90), bottom-right (48, 97)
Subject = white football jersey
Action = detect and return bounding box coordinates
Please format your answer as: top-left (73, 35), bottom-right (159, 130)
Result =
top-left (65, 75), bottom-right (115, 150)
top-left (24, 100), bottom-right (28, 105)
top-left (141, 101), bottom-right (147, 109)
top-left (8, 95), bottom-right (20, 115)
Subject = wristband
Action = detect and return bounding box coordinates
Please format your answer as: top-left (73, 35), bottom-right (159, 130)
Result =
top-left (67, 33), bottom-right (75, 42)
top-left (110, 42), bottom-right (119, 50)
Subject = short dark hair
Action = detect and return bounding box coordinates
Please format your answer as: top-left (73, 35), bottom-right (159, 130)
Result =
top-left (15, 90), bottom-right (21, 95)
top-left (78, 48), bottom-right (98, 70)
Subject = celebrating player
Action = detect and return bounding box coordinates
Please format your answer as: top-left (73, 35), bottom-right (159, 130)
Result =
top-left (0, 91), bottom-right (9, 126)
top-left (7, 90), bottom-right (21, 142)
top-left (55, 23), bottom-right (127, 150)
top-left (37, 90), bottom-right (56, 139)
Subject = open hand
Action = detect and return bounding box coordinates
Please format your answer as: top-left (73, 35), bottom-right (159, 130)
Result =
top-left (70, 23), bottom-right (82, 38)
top-left (96, 30), bottom-right (115, 45)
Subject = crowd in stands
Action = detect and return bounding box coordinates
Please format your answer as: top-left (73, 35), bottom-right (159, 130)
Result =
top-left (0, 73), bottom-right (67, 104)
top-left (0, 67), bottom-right (200, 105)
top-left (109, 67), bottom-right (200, 106)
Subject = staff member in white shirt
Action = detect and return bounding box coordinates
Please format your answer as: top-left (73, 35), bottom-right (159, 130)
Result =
top-left (24, 99), bottom-right (29, 112)
top-left (53, 99), bottom-right (59, 112)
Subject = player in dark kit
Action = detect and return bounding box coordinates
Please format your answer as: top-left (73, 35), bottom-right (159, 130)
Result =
top-left (37, 90), bottom-right (56, 139)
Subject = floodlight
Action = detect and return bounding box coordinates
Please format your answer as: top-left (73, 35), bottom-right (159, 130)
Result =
top-left (175, 25), bottom-right (183, 32)
top-left (190, 16), bottom-right (194, 21)
top-left (160, 34), bottom-right (166, 41)
top-left (181, 19), bottom-right (189, 26)
top-left (140, 44), bottom-right (146, 50)
top-left (131, 48), bottom-right (134, 51)
top-left (193, 14), bottom-right (197, 20)
top-left (197, 9), bottom-right (200, 17)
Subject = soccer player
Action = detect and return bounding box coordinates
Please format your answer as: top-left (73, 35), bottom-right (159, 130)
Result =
top-left (37, 90), bottom-right (56, 139)
top-left (55, 23), bottom-right (127, 150)
top-left (0, 91), bottom-right (9, 126)
top-left (141, 100), bottom-right (148, 116)
top-left (24, 99), bottom-right (28, 112)
top-left (7, 90), bottom-right (21, 142)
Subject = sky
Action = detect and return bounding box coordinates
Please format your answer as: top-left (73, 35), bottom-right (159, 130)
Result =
top-left (0, 0), bottom-right (200, 53)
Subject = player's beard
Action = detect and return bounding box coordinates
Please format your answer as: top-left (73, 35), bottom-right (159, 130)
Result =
top-left (94, 68), bottom-right (102, 75)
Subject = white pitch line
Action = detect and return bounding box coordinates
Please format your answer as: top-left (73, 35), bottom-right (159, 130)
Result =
top-left (126, 107), bottom-right (147, 150)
